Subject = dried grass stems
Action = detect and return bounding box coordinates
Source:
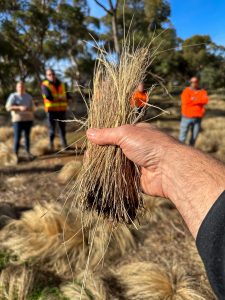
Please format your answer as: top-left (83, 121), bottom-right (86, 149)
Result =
top-left (60, 271), bottom-right (107, 300)
top-left (0, 202), bottom-right (136, 279)
top-left (57, 160), bottom-right (83, 185)
top-left (0, 265), bottom-right (34, 300)
top-left (0, 203), bottom-right (84, 277)
top-left (116, 262), bottom-right (210, 300)
top-left (0, 143), bottom-right (18, 167)
top-left (74, 43), bottom-right (156, 226)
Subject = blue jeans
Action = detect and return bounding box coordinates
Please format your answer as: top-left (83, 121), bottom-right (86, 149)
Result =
top-left (47, 112), bottom-right (67, 148)
top-left (13, 121), bottom-right (33, 154)
top-left (179, 116), bottom-right (202, 146)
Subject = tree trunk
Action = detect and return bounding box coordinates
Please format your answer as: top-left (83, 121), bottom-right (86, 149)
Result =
top-left (111, 12), bottom-right (120, 55)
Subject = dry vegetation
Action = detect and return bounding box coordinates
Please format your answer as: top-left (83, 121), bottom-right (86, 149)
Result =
top-left (74, 44), bottom-right (156, 225)
top-left (0, 94), bottom-right (224, 299)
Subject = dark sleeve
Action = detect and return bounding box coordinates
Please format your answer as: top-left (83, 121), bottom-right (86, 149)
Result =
top-left (41, 84), bottom-right (54, 101)
top-left (196, 190), bottom-right (225, 299)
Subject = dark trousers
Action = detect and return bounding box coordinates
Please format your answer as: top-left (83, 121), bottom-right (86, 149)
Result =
top-left (47, 111), bottom-right (67, 148)
top-left (13, 121), bottom-right (33, 154)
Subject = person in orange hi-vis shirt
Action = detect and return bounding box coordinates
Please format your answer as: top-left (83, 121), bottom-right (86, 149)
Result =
top-left (131, 82), bottom-right (148, 113)
top-left (179, 77), bottom-right (208, 146)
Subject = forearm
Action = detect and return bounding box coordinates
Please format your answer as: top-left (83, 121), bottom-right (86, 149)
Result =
top-left (9, 106), bottom-right (21, 111)
top-left (162, 144), bottom-right (225, 238)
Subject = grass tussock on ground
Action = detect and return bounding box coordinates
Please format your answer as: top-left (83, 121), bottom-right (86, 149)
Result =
top-left (0, 265), bottom-right (34, 300)
top-left (30, 125), bottom-right (48, 141)
top-left (60, 272), bottom-right (107, 300)
top-left (0, 127), bottom-right (14, 143)
top-left (57, 160), bottom-right (82, 184)
top-left (0, 143), bottom-right (17, 167)
top-left (116, 262), bottom-right (211, 300)
top-left (0, 203), bottom-right (84, 277)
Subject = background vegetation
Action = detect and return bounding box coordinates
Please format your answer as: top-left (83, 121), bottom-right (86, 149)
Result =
top-left (0, 0), bottom-right (225, 102)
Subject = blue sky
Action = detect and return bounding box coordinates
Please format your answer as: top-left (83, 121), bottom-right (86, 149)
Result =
top-left (87, 0), bottom-right (225, 46)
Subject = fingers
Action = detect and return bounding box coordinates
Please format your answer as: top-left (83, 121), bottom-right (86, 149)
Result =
top-left (86, 125), bottom-right (132, 146)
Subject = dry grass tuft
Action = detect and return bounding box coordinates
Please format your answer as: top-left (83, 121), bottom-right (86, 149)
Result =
top-left (74, 42), bottom-right (155, 224)
top-left (57, 160), bottom-right (83, 184)
top-left (140, 194), bottom-right (173, 224)
top-left (32, 138), bottom-right (51, 155)
top-left (0, 202), bottom-right (84, 277)
top-left (0, 265), bottom-right (34, 300)
top-left (30, 125), bottom-right (48, 141)
top-left (60, 272), bottom-right (107, 300)
top-left (88, 220), bottom-right (136, 268)
top-left (0, 143), bottom-right (17, 166)
top-left (32, 137), bottom-right (61, 155)
top-left (0, 127), bottom-right (14, 143)
top-left (116, 262), bottom-right (208, 300)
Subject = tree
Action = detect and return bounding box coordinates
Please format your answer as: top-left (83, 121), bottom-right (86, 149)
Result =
top-left (0, 0), bottom-right (98, 98)
top-left (182, 35), bottom-right (212, 72)
top-left (93, 0), bottom-right (120, 54)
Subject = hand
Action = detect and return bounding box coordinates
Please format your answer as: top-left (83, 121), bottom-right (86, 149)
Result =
top-left (87, 124), bottom-right (178, 198)
top-left (19, 106), bottom-right (28, 112)
top-left (87, 123), bottom-right (225, 237)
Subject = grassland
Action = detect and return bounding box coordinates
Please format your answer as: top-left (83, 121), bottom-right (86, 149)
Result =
top-left (0, 94), bottom-right (224, 299)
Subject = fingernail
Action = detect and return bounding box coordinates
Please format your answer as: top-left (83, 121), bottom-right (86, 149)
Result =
top-left (87, 128), bottom-right (100, 137)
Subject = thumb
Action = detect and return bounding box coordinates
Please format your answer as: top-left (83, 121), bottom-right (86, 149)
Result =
top-left (86, 127), bottom-right (126, 146)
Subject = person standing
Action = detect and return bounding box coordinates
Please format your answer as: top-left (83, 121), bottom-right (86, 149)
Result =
top-left (5, 81), bottom-right (34, 161)
top-left (41, 68), bottom-right (68, 151)
top-left (179, 77), bottom-right (208, 146)
top-left (130, 82), bottom-right (149, 113)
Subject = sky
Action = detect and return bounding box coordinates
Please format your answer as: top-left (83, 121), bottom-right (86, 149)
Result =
top-left (87, 0), bottom-right (225, 46)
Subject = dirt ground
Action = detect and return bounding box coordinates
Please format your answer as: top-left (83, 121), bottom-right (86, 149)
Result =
top-left (0, 95), bottom-right (225, 299)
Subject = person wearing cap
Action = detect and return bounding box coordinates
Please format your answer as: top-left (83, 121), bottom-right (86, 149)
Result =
top-left (179, 77), bottom-right (208, 146)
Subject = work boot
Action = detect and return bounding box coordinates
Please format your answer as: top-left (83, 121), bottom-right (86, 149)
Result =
top-left (25, 152), bottom-right (35, 161)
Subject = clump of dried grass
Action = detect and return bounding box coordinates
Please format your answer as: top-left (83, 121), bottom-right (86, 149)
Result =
top-left (88, 220), bottom-right (136, 267)
top-left (0, 201), bottom-right (137, 280)
top-left (0, 127), bottom-right (14, 143)
top-left (0, 202), bottom-right (84, 277)
top-left (57, 160), bottom-right (83, 184)
top-left (74, 42), bottom-right (155, 224)
top-left (140, 194), bottom-right (173, 224)
top-left (0, 143), bottom-right (17, 166)
top-left (30, 125), bottom-right (48, 141)
top-left (0, 265), bottom-right (34, 300)
top-left (32, 138), bottom-right (61, 155)
top-left (116, 262), bottom-right (208, 300)
top-left (60, 272), bottom-right (107, 300)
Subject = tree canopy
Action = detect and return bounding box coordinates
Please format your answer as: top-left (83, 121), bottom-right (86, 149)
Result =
top-left (0, 0), bottom-right (224, 99)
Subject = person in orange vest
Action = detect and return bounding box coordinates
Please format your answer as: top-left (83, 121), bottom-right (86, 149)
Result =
top-left (131, 82), bottom-right (148, 113)
top-left (179, 77), bottom-right (208, 146)
top-left (41, 68), bottom-right (69, 150)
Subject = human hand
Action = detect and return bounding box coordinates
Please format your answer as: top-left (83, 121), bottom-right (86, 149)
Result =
top-left (19, 106), bottom-right (28, 112)
top-left (87, 124), bottom-right (178, 198)
top-left (87, 123), bottom-right (225, 237)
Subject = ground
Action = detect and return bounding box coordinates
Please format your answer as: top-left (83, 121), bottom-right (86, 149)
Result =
top-left (0, 94), bottom-right (224, 299)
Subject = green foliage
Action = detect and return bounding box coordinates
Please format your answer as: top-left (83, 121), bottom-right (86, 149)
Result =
top-left (0, 251), bottom-right (10, 270)
top-left (0, 0), bottom-right (98, 99)
top-left (0, 0), bottom-right (225, 98)
top-left (28, 287), bottom-right (69, 300)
